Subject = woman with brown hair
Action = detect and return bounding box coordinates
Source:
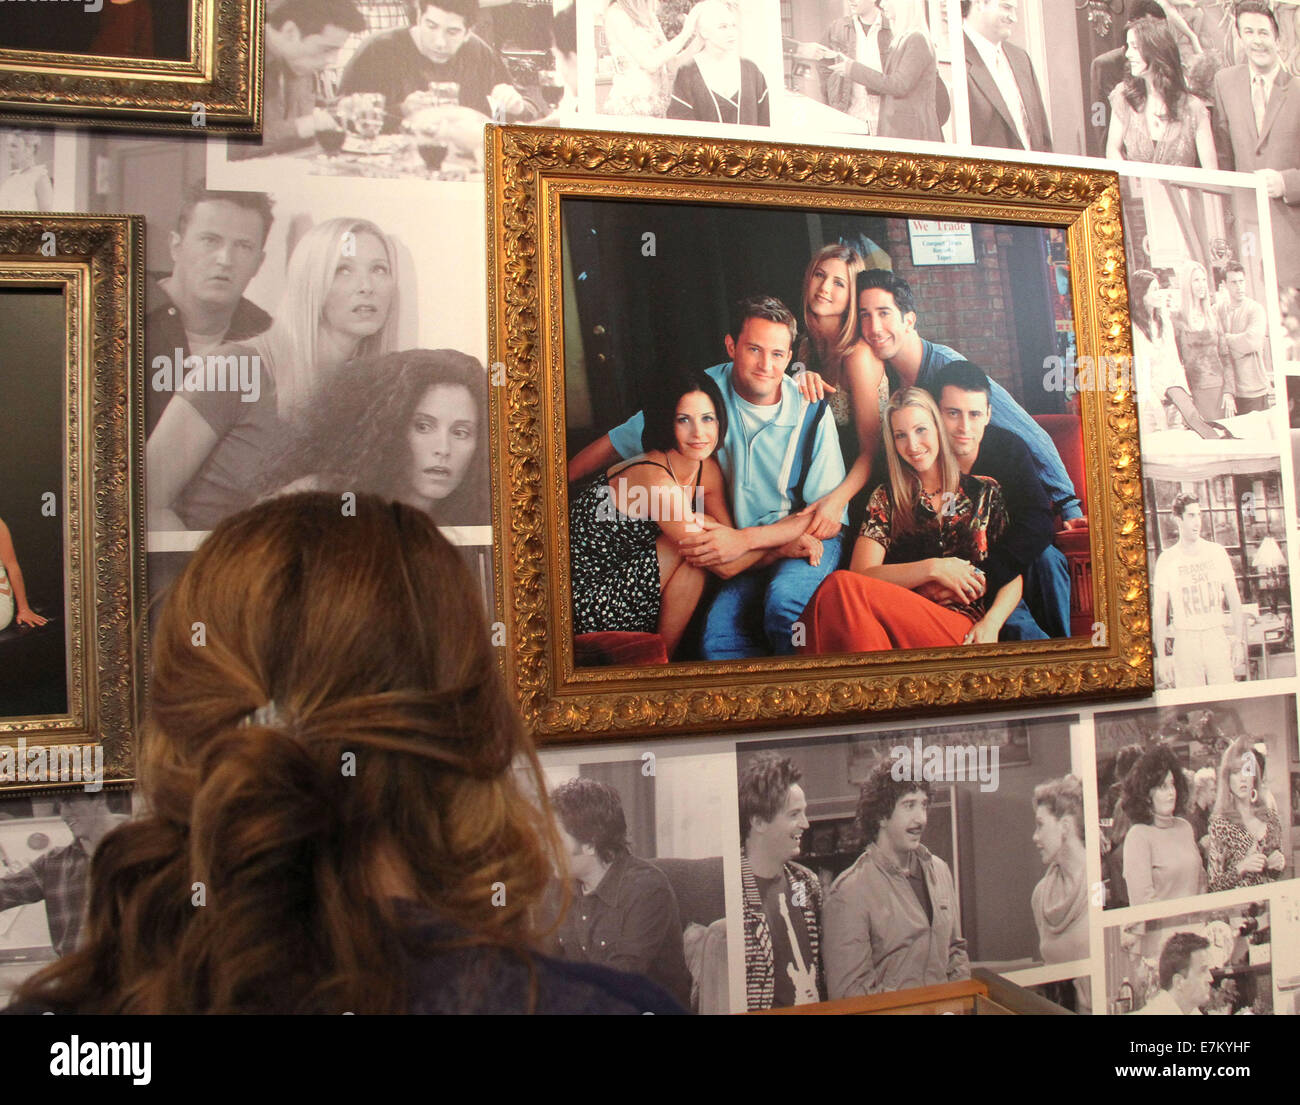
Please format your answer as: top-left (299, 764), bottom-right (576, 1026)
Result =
top-left (1105, 15), bottom-right (1216, 167)
top-left (5, 494), bottom-right (679, 1014)
top-left (1120, 741), bottom-right (1205, 904)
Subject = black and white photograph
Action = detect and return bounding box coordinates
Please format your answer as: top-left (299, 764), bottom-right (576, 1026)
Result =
top-left (1013, 0), bottom-right (1223, 161)
top-left (733, 715), bottom-right (1088, 1012)
top-left (960, 0), bottom-right (1057, 153)
top-left (0, 288), bottom-right (68, 720)
top-left (1288, 375), bottom-right (1300, 523)
top-left (1278, 891), bottom-right (1300, 1014)
top-left (1104, 899), bottom-right (1273, 1014)
top-left (81, 134), bottom-right (490, 566)
top-left (1095, 693), bottom-right (1298, 910)
top-left (0, 791), bottom-right (131, 1008)
top-left (224, 0), bottom-right (561, 182)
top-left (1120, 171), bottom-right (1275, 431)
top-left (0, 126), bottom-right (78, 214)
top-left (777, 0), bottom-right (955, 141)
top-left (1283, 286), bottom-right (1300, 364)
top-left (592, 1), bottom-right (778, 128)
top-left (563, 198), bottom-right (1090, 666)
top-left (1144, 461), bottom-right (1293, 688)
top-left (538, 752), bottom-right (732, 1014)
top-left (982, 0), bottom-right (1299, 171)
top-left (1025, 974), bottom-right (1093, 1012)
top-left (0, 128), bottom-right (55, 212)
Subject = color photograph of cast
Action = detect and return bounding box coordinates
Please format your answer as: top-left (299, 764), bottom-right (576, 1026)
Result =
top-left (1095, 696), bottom-right (1296, 910)
top-left (539, 762), bottom-right (729, 1014)
top-left (0, 0), bottom-right (188, 60)
top-left (563, 200), bottom-right (1088, 666)
top-left (1105, 901), bottom-right (1272, 1014)
top-left (735, 717), bottom-right (1089, 1013)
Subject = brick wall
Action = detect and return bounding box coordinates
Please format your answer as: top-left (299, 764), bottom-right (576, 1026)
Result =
top-left (885, 220), bottom-right (1024, 400)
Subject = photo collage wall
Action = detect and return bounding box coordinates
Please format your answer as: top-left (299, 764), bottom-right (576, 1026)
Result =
top-left (2, 0), bottom-right (1300, 1016)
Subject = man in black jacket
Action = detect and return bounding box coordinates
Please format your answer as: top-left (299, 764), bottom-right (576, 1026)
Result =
top-left (927, 361), bottom-right (1071, 639)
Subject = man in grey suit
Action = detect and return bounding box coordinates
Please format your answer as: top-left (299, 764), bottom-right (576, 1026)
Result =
top-left (963, 0), bottom-right (1052, 152)
top-left (1212, 0), bottom-right (1300, 291)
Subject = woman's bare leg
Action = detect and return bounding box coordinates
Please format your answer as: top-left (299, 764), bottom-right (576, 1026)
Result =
top-left (656, 533), bottom-right (706, 658)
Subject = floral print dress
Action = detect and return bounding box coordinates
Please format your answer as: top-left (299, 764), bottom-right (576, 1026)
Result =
top-left (860, 472), bottom-right (1007, 621)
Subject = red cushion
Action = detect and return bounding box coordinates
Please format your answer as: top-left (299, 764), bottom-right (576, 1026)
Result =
top-left (1034, 413), bottom-right (1088, 519)
top-left (574, 632), bottom-right (669, 667)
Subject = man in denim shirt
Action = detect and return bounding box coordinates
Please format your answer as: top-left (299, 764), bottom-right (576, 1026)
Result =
top-left (567, 296), bottom-right (846, 658)
top-left (549, 778), bottom-right (691, 1008)
top-left (823, 761), bottom-right (969, 997)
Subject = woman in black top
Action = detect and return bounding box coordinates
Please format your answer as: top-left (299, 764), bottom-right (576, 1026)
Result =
top-left (569, 370), bottom-right (731, 658)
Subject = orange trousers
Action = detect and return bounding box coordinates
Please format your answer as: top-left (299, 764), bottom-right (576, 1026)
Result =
top-left (799, 571), bottom-right (974, 654)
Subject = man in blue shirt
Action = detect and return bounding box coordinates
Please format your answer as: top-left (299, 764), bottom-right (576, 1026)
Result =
top-left (567, 296), bottom-right (846, 658)
top-left (858, 269), bottom-right (1084, 524)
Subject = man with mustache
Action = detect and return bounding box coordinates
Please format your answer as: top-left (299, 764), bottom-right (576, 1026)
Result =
top-left (823, 760), bottom-right (969, 997)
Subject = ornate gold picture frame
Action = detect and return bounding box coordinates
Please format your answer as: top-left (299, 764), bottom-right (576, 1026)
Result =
top-left (0, 214), bottom-right (145, 791)
top-left (487, 124), bottom-right (1152, 742)
top-left (0, 1), bottom-right (261, 134)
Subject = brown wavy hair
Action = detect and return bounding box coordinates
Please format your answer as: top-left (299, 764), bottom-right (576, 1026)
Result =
top-left (16, 492), bottom-right (559, 1013)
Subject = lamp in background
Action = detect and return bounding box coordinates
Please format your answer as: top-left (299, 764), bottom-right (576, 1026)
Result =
top-left (1253, 534), bottom-right (1286, 573)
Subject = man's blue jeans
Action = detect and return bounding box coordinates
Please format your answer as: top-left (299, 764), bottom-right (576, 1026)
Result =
top-left (1000, 544), bottom-right (1072, 640)
top-left (701, 536), bottom-right (842, 659)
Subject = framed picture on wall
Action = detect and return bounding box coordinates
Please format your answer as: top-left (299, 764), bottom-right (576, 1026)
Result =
top-left (486, 124), bottom-right (1153, 742)
top-left (0, 0), bottom-right (261, 134)
top-left (0, 214), bottom-right (145, 791)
